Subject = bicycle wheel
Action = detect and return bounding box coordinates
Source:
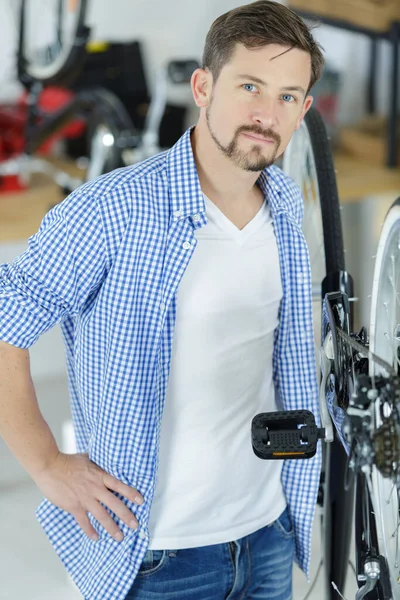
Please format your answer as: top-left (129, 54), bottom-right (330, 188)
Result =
top-left (369, 197), bottom-right (400, 599)
top-left (85, 88), bottom-right (139, 181)
top-left (19, 0), bottom-right (88, 84)
top-left (282, 107), bottom-right (353, 600)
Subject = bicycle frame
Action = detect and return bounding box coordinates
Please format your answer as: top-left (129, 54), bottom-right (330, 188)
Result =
top-left (324, 290), bottom-right (400, 600)
top-left (23, 86), bottom-right (139, 157)
top-left (252, 284), bottom-right (400, 599)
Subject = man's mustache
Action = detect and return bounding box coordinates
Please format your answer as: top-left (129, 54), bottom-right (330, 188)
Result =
top-left (235, 126), bottom-right (281, 145)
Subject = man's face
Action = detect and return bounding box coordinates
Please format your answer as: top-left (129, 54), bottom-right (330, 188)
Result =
top-left (204, 43), bottom-right (313, 172)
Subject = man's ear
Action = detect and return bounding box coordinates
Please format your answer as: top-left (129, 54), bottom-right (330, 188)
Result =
top-left (295, 95), bottom-right (313, 130)
top-left (191, 68), bottom-right (213, 108)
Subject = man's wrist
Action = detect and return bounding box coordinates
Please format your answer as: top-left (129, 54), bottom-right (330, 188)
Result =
top-left (28, 447), bottom-right (62, 481)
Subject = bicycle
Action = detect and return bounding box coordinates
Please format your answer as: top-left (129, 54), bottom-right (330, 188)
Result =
top-left (281, 107), bottom-right (355, 599)
top-left (2, 0), bottom-right (199, 194)
top-left (253, 107), bottom-right (400, 600)
top-left (1, 0), bottom-right (140, 192)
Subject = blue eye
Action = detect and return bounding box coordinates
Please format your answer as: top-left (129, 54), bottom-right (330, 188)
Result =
top-left (243, 84), bottom-right (257, 92)
top-left (282, 94), bottom-right (295, 102)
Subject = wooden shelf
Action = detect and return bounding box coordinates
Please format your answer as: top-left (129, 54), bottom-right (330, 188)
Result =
top-left (0, 174), bottom-right (63, 242)
top-left (0, 157), bottom-right (85, 243)
top-left (334, 151), bottom-right (400, 203)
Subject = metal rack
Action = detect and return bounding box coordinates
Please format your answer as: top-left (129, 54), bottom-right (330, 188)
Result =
top-left (293, 9), bottom-right (400, 168)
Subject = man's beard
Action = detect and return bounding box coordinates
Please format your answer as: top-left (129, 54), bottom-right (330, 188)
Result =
top-left (206, 105), bottom-right (281, 172)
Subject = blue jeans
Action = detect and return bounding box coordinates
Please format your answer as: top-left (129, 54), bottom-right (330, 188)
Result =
top-left (126, 507), bottom-right (294, 600)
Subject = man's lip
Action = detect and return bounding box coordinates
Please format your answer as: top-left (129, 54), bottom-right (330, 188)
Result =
top-left (242, 132), bottom-right (275, 143)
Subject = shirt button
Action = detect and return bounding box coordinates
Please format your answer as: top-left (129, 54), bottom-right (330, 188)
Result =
top-left (159, 302), bottom-right (166, 311)
top-left (174, 210), bottom-right (183, 218)
top-left (192, 213), bottom-right (200, 222)
top-left (182, 241), bottom-right (192, 250)
top-left (138, 530), bottom-right (147, 539)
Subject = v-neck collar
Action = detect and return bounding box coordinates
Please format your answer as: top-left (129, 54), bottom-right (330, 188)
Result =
top-left (203, 194), bottom-right (269, 245)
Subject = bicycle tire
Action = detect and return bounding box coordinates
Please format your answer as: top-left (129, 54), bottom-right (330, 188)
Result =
top-left (85, 87), bottom-right (138, 179)
top-left (282, 107), bottom-right (353, 600)
top-left (305, 108), bottom-right (354, 600)
top-left (18, 0), bottom-right (89, 85)
top-left (302, 108), bottom-right (344, 273)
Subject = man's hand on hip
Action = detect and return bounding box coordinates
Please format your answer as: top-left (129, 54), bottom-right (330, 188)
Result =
top-left (34, 452), bottom-right (144, 542)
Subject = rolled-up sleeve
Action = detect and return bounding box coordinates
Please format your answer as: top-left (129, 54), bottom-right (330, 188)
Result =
top-left (0, 187), bottom-right (108, 348)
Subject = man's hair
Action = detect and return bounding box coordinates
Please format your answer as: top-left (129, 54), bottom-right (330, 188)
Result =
top-left (202, 0), bottom-right (324, 94)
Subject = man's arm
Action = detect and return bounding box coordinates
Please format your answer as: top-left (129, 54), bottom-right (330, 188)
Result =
top-left (0, 340), bottom-right (144, 542)
top-left (0, 341), bottom-right (59, 476)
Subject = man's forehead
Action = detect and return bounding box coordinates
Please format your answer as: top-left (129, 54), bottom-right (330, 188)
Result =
top-left (221, 43), bottom-right (312, 84)
top-left (229, 42), bottom-right (311, 65)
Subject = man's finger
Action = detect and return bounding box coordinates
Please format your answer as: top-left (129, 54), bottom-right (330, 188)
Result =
top-left (102, 472), bottom-right (144, 505)
top-left (99, 489), bottom-right (139, 530)
top-left (74, 509), bottom-right (100, 542)
top-left (89, 502), bottom-right (125, 542)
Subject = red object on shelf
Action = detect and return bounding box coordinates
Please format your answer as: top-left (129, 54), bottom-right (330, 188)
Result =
top-left (0, 174), bottom-right (27, 193)
top-left (0, 86), bottom-right (86, 193)
top-left (30, 87), bottom-right (86, 153)
top-left (0, 113), bottom-right (28, 192)
top-left (0, 104), bottom-right (26, 158)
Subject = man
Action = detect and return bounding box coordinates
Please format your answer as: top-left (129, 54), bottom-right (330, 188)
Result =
top-left (0, 2), bottom-right (324, 599)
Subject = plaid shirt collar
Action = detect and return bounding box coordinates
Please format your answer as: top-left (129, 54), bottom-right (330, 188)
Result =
top-left (166, 126), bottom-right (288, 220)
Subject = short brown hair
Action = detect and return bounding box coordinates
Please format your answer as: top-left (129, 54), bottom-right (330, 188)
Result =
top-left (202, 0), bottom-right (324, 94)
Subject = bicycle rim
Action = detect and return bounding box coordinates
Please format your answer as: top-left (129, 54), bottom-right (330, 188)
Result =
top-left (21, 0), bottom-right (87, 82)
top-left (282, 107), bottom-right (351, 600)
top-left (282, 112), bottom-right (325, 351)
top-left (282, 108), bottom-right (345, 349)
top-left (369, 198), bottom-right (400, 598)
top-left (85, 88), bottom-right (137, 181)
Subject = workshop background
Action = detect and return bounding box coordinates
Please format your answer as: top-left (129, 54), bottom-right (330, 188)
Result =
top-left (1, 0), bottom-right (400, 598)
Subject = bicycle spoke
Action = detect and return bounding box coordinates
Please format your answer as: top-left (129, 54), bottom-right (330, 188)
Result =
top-left (308, 243), bottom-right (325, 271)
top-left (388, 482), bottom-right (397, 504)
top-left (369, 199), bottom-right (400, 596)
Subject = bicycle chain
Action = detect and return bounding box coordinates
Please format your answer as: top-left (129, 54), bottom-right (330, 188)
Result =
top-left (336, 328), bottom-right (397, 377)
top-left (373, 417), bottom-right (400, 478)
top-left (337, 329), bottom-right (400, 477)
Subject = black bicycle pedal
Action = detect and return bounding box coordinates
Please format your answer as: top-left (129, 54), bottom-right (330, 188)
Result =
top-left (251, 410), bottom-right (324, 460)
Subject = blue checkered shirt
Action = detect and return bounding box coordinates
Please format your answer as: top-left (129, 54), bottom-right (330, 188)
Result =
top-left (0, 128), bottom-right (321, 600)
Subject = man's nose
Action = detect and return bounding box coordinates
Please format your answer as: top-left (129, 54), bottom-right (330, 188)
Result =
top-left (250, 98), bottom-right (278, 129)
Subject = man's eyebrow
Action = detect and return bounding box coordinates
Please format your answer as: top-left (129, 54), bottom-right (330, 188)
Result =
top-left (235, 74), bottom-right (266, 86)
top-left (281, 85), bottom-right (307, 95)
top-left (235, 75), bottom-right (306, 95)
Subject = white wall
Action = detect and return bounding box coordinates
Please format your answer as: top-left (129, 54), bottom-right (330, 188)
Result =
top-left (85, 0), bottom-right (397, 124)
top-left (0, 0), bottom-right (396, 124)
top-left (0, 0), bottom-right (22, 101)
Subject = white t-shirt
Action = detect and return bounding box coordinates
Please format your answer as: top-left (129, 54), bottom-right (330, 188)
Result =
top-left (148, 193), bottom-right (286, 549)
